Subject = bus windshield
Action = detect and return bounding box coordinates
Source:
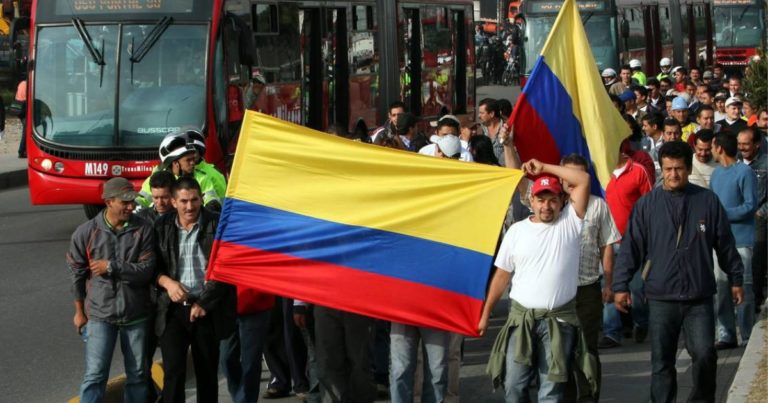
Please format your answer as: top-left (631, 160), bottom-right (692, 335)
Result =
top-left (714, 6), bottom-right (764, 47)
top-left (33, 23), bottom-right (207, 148)
top-left (523, 14), bottom-right (618, 73)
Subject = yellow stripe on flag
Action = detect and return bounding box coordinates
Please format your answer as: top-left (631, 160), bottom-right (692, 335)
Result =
top-left (539, 0), bottom-right (628, 188)
top-left (227, 111), bottom-right (523, 255)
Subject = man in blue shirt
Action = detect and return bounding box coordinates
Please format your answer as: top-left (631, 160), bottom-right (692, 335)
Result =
top-left (711, 132), bottom-right (759, 348)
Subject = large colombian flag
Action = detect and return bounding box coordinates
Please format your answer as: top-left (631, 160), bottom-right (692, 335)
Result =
top-left (509, 0), bottom-right (628, 192)
top-left (208, 111), bottom-right (523, 336)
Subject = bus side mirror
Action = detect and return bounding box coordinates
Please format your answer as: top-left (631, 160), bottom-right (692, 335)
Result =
top-left (620, 20), bottom-right (629, 39)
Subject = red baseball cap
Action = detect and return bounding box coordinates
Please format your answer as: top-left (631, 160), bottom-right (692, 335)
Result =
top-left (531, 175), bottom-right (562, 196)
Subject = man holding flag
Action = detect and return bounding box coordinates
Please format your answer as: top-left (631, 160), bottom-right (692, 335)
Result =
top-left (490, 0), bottom-right (629, 399)
top-left (480, 158), bottom-right (593, 402)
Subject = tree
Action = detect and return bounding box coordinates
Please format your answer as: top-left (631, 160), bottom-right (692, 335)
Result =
top-left (743, 50), bottom-right (767, 112)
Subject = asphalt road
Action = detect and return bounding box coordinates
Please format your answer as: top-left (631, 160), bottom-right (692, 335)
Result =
top-left (0, 186), bottom-right (105, 401)
top-left (0, 85), bottom-right (522, 402)
top-left (0, 85), bottom-right (746, 402)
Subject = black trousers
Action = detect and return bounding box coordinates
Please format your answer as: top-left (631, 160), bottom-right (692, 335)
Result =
top-left (314, 306), bottom-right (375, 403)
top-left (264, 297), bottom-right (310, 393)
top-left (160, 304), bottom-right (219, 403)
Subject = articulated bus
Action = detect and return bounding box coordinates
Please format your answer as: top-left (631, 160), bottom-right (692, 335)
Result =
top-left (520, 0), bottom-right (621, 75)
top-left (712, 0), bottom-right (765, 67)
top-left (26, 0), bottom-right (477, 215)
top-left (618, 0), bottom-right (714, 76)
top-left (225, 1), bottom-right (476, 134)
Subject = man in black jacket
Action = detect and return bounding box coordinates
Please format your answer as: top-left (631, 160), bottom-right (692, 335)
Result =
top-left (154, 176), bottom-right (235, 403)
top-left (612, 141), bottom-right (744, 403)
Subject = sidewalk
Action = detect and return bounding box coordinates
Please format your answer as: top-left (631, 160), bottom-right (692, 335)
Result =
top-left (0, 116), bottom-right (27, 190)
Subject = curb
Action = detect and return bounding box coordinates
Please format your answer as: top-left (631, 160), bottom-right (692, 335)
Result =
top-left (0, 168), bottom-right (26, 190)
top-left (726, 300), bottom-right (767, 403)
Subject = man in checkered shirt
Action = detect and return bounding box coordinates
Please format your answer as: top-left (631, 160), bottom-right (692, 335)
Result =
top-left (559, 154), bottom-right (621, 402)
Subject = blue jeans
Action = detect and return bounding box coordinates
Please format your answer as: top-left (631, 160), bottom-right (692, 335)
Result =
top-left (715, 247), bottom-right (754, 344)
top-left (79, 319), bottom-right (148, 403)
top-left (220, 310), bottom-right (272, 403)
top-left (648, 299), bottom-right (716, 403)
top-left (390, 323), bottom-right (450, 403)
top-left (603, 269), bottom-right (648, 341)
top-left (503, 319), bottom-right (576, 403)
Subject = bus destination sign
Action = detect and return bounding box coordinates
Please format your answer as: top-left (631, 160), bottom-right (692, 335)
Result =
top-left (56, 0), bottom-right (193, 15)
top-left (713, 0), bottom-right (755, 5)
top-left (531, 1), bottom-right (607, 12)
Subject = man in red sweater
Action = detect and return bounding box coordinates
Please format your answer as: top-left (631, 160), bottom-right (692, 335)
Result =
top-left (600, 145), bottom-right (654, 348)
top-left (220, 288), bottom-right (275, 402)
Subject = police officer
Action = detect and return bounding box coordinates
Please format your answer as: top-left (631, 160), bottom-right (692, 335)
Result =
top-left (656, 57), bottom-right (672, 80)
top-left (629, 59), bottom-right (647, 86)
top-left (136, 130), bottom-right (226, 211)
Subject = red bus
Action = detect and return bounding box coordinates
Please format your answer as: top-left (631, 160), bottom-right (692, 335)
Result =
top-left (713, 0), bottom-right (765, 68)
top-left (26, 0), bottom-right (251, 217)
top-left (226, 0), bottom-right (476, 134)
top-left (26, 0), bottom-right (476, 216)
top-left (618, 0), bottom-right (714, 76)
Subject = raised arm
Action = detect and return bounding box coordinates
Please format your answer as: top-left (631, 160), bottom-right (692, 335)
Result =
top-left (522, 159), bottom-right (590, 218)
top-left (500, 125), bottom-right (530, 197)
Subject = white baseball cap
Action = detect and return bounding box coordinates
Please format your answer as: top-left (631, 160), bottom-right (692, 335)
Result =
top-left (725, 96), bottom-right (743, 108)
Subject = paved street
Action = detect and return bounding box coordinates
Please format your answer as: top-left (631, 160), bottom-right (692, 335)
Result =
top-left (0, 186), bottom-right (98, 401)
top-left (0, 181), bottom-right (746, 402)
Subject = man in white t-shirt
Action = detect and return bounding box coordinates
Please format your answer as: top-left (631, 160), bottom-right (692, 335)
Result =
top-left (480, 159), bottom-right (593, 402)
top-left (419, 115), bottom-right (473, 162)
top-left (689, 129), bottom-right (719, 189)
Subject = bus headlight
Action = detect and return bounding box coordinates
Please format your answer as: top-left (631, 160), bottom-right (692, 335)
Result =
top-left (41, 159), bottom-right (52, 171)
top-left (54, 162), bottom-right (65, 173)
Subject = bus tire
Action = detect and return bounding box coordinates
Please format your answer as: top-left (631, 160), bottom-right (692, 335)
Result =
top-left (83, 204), bottom-right (103, 219)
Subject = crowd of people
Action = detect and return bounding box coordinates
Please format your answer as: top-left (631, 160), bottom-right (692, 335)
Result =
top-left (68, 57), bottom-right (766, 403)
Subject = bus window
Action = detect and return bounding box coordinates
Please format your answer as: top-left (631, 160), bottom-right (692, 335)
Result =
top-left (400, 8), bottom-right (422, 116)
top-left (300, 8), bottom-right (324, 130)
top-left (583, 16), bottom-right (619, 70)
top-left (253, 3), bottom-right (278, 33)
top-left (463, 6), bottom-right (475, 117)
top-left (421, 7), bottom-right (453, 118)
top-left (452, 8), bottom-right (467, 115)
top-left (696, 5), bottom-right (707, 42)
top-left (350, 5), bottom-right (379, 132)
top-left (119, 24), bottom-right (207, 146)
top-left (714, 5), bottom-right (764, 47)
top-left (659, 6), bottom-right (672, 49)
top-left (353, 4), bottom-right (375, 31)
top-left (251, 3), bottom-right (302, 124)
top-left (323, 8), bottom-right (350, 131)
top-left (33, 24), bottom-right (118, 146)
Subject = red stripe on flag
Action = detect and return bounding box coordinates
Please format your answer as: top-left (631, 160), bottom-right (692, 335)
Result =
top-left (208, 240), bottom-right (485, 336)
top-left (509, 92), bottom-right (562, 166)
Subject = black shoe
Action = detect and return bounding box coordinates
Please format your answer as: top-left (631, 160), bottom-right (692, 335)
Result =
top-left (263, 387), bottom-right (290, 399)
top-left (634, 327), bottom-right (648, 343)
top-left (714, 341), bottom-right (738, 350)
top-left (598, 336), bottom-right (621, 349)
